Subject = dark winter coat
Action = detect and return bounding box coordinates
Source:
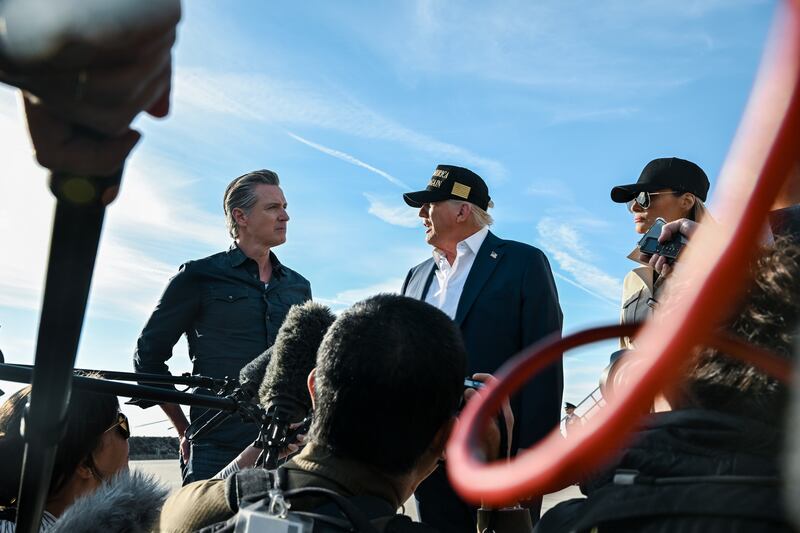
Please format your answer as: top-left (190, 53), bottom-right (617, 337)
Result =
top-left (536, 409), bottom-right (791, 533)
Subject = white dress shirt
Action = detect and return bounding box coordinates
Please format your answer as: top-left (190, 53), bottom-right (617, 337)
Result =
top-left (425, 226), bottom-right (489, 319)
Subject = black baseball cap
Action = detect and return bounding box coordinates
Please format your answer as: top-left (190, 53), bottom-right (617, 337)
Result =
top-left (403, 165), bottom-right (491, 211)
top-left (610, 157), bottom-right (710, 203)
top-left (564, 402), bottom-right (577, 409)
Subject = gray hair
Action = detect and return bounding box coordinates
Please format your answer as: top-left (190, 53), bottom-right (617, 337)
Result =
top-left (448, 199), bottom-right (495, 227)
top-left (223, 169), bottom-right (280, 239)
top-left (471, 200), bottom-right (495, 227)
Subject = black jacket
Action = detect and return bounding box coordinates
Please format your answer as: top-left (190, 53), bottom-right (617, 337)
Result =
top-left (402, 231), bottom-right (563, 450)
top-left (536, 409), bottom-right (791, 533)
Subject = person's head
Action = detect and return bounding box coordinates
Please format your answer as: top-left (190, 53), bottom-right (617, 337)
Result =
top-left (564, 402), bottom-right (577, 415)
top-left (666, 239), bottom-right (800, 425)
top-left (309, 294), bottom-right (466, 485)
top-left (223, 169), bottom-right (289, 247)
top-left (611, 158), bottom-right (710, 234)
top-left (0, 385), bottom-right (128, 512)
top-left (403, 165), bottom-right (494, 252)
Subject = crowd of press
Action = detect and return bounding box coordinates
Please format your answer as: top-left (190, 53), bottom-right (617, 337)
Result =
top-left (1, 2), bottom-right (799, 532)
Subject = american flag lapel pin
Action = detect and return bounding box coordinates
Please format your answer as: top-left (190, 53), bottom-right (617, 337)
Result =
top-left (490, 251), bottom-right (498, 259)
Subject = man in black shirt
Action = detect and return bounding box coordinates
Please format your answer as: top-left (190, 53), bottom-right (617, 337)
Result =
top-left (134, 169), bottom-right (311, 483)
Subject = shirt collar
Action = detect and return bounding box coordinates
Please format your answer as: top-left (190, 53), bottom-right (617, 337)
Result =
top-left (285, 443), bottom-right (405, 510)
top-left (432, 226), bottom-right (489, 264)
top-left (462, 225), bottom-right (489, 255)
top-left (227, 243), bottom-right (284, 277)
top-left (227, 243), bottom-right (249, 267)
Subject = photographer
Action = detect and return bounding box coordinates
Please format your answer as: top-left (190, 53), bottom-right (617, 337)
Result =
top-left (159, 295), bottom-right (513, 533)
top-left (610, 157), bottom-right (712, 349)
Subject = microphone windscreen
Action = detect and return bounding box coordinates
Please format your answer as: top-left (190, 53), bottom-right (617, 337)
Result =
top-left (239, 346), bottom-right (272, 392)
top-left (258, 301), bottom-right (336, 415)
top-left (50, 470), bottom-right (168, 533)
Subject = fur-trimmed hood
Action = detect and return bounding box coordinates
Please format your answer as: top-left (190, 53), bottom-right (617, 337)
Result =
top-left (51, 469), bottom-right (168, 533)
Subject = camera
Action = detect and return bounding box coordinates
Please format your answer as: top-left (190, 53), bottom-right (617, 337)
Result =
top-left (637, 217), bottom-right (687, 263)
top-left (464, 378), bottom-right (484, 390)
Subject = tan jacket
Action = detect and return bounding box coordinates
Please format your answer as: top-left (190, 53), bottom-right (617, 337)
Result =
top-left (157, 444), bottom-right (405, 532)
top-left (619, 202), bottom-right (712, 349)
top-left (619, 262), bottom-right (664, 350)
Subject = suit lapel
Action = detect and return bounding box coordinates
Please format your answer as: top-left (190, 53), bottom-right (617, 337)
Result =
top-left (407, 260), bottom-right (437, 301)
top-left (454, 231), bottom-right (504, 325)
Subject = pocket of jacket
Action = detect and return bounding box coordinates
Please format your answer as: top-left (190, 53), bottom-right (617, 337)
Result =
top-left (200, 286), bottom-right (257, 329)
top-left (621, 288), bottom-right (647, 325)
top-left (210, 286), bottom-right (249, 303)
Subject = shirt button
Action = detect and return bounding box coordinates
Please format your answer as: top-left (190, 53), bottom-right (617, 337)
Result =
top-left (228, 295), bottom-right (233, 300)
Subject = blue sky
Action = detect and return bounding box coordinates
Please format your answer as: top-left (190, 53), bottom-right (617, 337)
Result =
top-left (0, 1), bottom-right (774, 436)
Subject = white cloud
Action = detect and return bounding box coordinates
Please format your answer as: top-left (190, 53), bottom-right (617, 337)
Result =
top-left (537, 217), bottom-right (622, 303)
top-left (364, 193), bottom-right (420, 228)
top-left (550, 106), bottom-right (640, 125)
top-left (173, 67), bottom-right (505, 180)
top-left (338, 0), bottom-right (764, 119)
top-left (525, 180), bottom-right (570, 199)
top-left (0, 92), bottom-right (54, 313)
top-left (554, 273), bottom-right (618, 310)
top-left (288, 132), bottom-right (409, 189)
top-left (90, 236), bottom-right (180, 319)
top-left (624, 0), bottom-right (767, 18)
top-left (107, 154), bottom-right (228, 251)
top-left (318, 277), bottom-right (405, 311)
top-left (0, 88), bottom-right (225, 325)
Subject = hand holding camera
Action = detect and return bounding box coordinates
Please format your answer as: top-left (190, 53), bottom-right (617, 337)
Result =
top-left (638, 217), bottom-right (698, 276)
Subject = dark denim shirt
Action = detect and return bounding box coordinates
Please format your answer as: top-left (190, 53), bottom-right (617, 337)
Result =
top-left (134, 244), bottom-right (312, 446)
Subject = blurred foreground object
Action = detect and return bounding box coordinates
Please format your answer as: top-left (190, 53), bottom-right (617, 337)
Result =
top-left (0, 0), bottom-right (181, 174)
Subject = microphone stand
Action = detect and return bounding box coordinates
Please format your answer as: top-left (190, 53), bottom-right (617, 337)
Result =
top-left (184, 381), bottom-right (260, 442)
top-left (5, 363), bottom-right (228, 390)
top-left (255, 398), bottom-right (312, 469)
top-left (0, 363), bottom-right (238, 412)
top-left (0, 363), bottom-right (275, 452)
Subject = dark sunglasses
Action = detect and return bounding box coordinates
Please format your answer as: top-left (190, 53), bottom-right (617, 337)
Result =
top-left (626, 190), bottom-right (677, 212)
top-left (104, 412), bottom-right (130, 439)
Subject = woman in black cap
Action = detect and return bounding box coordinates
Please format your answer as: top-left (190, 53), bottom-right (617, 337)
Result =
top-left (610, 157), bottom-right (712, 349)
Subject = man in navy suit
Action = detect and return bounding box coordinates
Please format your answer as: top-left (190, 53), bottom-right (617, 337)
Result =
top-left (401, 164), bottom-right (564, 532)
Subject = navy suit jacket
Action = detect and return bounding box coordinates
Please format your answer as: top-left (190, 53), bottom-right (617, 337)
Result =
top-left (401, 230), bottom-right (564, 449)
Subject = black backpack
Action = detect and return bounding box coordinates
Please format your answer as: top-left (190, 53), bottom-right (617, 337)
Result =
top-left (196, 468), bottom-right (439, 533)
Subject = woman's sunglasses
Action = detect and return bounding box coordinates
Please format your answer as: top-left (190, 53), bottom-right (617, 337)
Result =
top-left (104, 412), bottom-right (130, 439)
top-left (626, 190), bottom-right (677, 212)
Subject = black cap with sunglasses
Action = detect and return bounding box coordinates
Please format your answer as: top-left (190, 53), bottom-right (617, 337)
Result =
top-left (611, 157), bottom-right (710, 208)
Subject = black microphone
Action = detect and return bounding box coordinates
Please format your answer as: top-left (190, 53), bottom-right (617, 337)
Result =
top-left (185, 346), bottom-right (274, 442)
top-left (184, 349), bottom-right (272, 442)
top-left (257, 301), bottom-right (336, 467)
top-left (239, 345), bottom-right (273, 395)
